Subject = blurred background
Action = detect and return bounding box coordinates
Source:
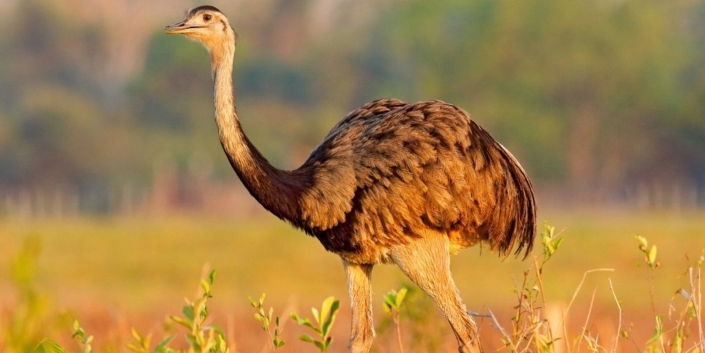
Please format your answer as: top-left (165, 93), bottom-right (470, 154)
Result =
top-left (1, 0), bottom-right (704, 217)
top-left (1, 0), bottom-right (705, 351)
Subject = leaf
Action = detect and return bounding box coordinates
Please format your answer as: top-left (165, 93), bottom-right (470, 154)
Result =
top-left (299, 334), bottom-right (316, 343)
top-left (322, 299), bottom-right (339, 322)
top-left (312, 307), bottom-right (320, 324)
top-left (155, 336), bottom-right (175, 351)
top-left (169, 314), bottom-right (192, 329)
top-left (321, 299), bottom-right (340, 337)
top-left (290, 312), bottom-right (303, 324)
top-left (320, 296), bottom-right (337, 323)
top-left (552, 237), bottom-right (564, 253)
top-left (182, 303), bottom-right (195, 321)
top-left (130, 327), bottom-right (143, 342)
top-left (200, 279), bottom-right (211, 295)
top-left (32, 339), bottom-right (67, 353)
top-left (201, 305), bottom-right (209, 320)
top-left (291, 313), bottom-right (316, 331)
top-left (383, 300), bottom-right (393, 313)
top-left (647, 245), bottom-right (657, 266)
top-left (216, 334), bottom-right (228, 353)
top-left (248, 296), bottom-right (257, 308)
top-left (72, 320), bottom-right (88, 340)
top-left (383, 292), bottom-right (396, 313)
top-left (209, 270), bottom-right (216, 285)
top-left (646, 315), bottom-right (664, 344)
top-left (395, 287), bottom-right (408, 307)
top-left (635, 235), bottom-right (648, 250)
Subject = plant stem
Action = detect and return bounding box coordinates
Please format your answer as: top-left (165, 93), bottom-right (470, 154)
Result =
top-left (394, 316), bottom-right (404, 353)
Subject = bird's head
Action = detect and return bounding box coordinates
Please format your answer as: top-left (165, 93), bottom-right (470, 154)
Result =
top-left (165, 6), bottom-right (235, 52)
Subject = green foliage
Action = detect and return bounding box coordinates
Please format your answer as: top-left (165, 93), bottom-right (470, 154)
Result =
top-left (126, 327), bottom-right (152, 353)
top-left (127, 322), bottom-right (176, 353)
top-left (32, 339), bottom-right (66, 353)
top-left (637, 239), bottom-right (704, 353)
top-left (249, 294), bottom-right (285, 350)
top-left (290, 296), bottom-right (340, 352)
top-left (377, 284), bottom-right (448, 352)
top-left (2, 0), bottom-right (705, 210)
top-left (367, 0), bottom-right (705, 187)
top-left (71, 321), bottom-right (93, 353)
top-left (169, 270), bottom-right (228, 353)
top-left (127, 269), bottom-right (229, 353)
top-left (0, 0), bottom-right (135, 193)
top-left (540, 222), bottom-right (563, 263)
top-left (489, 224), bottom-right (705, 353)
top-left (2, 237), bottom-right (63, 353)
top-left (382, 288), bottom-right (408, 353)
top-left (490, 223), bottom-right (617, 352)
top-left (383, 287), bottom-right (408, 315)
top-left (636, 235), bottom-right (659, 269)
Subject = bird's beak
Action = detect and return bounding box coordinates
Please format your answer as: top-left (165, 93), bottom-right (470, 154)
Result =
top-left (165, 20), bottom-right (192, 34)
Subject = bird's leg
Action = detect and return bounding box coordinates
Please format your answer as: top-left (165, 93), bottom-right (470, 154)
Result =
top-left (390, 234), bottom-right (484, 353)
top-left (342, 259), bottom-right (375, 353)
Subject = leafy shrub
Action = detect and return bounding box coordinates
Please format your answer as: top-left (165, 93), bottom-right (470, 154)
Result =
top-left (290, 296), bottom-right (340, 352)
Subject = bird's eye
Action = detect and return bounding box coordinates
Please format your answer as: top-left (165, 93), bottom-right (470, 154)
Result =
top-left (203, 14), bottom-right (212, 22)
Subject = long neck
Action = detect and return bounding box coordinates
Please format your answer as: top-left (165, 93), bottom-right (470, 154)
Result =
top-left (211, 40), bottom-right (304, 222)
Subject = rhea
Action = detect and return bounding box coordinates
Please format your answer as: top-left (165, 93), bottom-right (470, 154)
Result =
top-left (166, 6), bottom-right (535, 353)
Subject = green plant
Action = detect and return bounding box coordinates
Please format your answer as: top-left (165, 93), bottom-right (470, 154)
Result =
top-left (71, 320), bottom-right (93, 353)
top-left (127, 327), bottom-right (175, 353)
top-left (489, 222), bottom-right (564, 352)
top-left (635, 236), bottom-right (704, 353)
top-left (489, 226), bottom-right (704, 353)
top-left (171, 269), bottom-right (227, 353)
top-left (249, 294), bottom-right (285, 351)
top-left (375, 283), bottom-right (447, 352)
top-left (3, 237), bottom-right (66, 353)
top-left (488, 223), bottom-right (619, 353)
top-left (290, 296), bottom-right (340, 352)
top-left (32, 339), bottom-right (66, 353)
top-left (540, 223), bottom-right (563, 263)
top-left (127, 269), bottom-right (228, 353)
top-left (636, 235), bottom-right (659, 269)
top-left (5, 238), bottom-right (89, 353)
top-left (383, 287), bottom-right (408, 353)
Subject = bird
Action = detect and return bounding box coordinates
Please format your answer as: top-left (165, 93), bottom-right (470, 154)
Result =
top-left (165, 6), bottom-right (536, 353)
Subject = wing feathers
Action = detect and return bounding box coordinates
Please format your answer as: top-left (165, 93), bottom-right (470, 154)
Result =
top-left (296, 99), bottom-right (536, 258)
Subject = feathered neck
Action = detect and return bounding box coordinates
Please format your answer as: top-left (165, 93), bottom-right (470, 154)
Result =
top-left (210, 36), bottom-right (306, 222)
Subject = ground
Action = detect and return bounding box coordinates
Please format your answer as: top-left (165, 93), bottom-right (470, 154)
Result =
top-left (1, 209), bottom-right (703, 352)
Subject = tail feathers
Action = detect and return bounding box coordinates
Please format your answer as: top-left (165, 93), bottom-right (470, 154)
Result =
top-left (472, 121), bottom-right (536, 259)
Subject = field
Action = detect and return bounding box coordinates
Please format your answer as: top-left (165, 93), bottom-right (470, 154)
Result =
top-left (1, 209), bottom-right (704, 352)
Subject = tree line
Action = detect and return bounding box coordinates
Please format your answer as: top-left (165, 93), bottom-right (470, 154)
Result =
top-left (1, 0), bottom-right (703, 214)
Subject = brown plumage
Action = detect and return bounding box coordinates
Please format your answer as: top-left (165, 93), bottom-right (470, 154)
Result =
top-left (166, 6), bottom-right (536, 353)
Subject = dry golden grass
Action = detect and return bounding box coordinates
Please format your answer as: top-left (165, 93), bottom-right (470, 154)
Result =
top-left (1, 209), bottom-right (704, 352)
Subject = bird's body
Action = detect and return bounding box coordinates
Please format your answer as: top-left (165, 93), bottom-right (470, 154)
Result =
top-left (296, 98), bottom-right (534, 264)
top-left (166, 6), bottom-right (536, 353)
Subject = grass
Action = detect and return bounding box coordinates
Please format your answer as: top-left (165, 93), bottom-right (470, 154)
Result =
top-left (1, 209), bottom-right (704, 352)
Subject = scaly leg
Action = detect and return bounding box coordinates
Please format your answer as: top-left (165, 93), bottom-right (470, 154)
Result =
top-left (342, 259), bottom-right (375, 353)
top-left (390, 234), bottom-right (483, 353)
